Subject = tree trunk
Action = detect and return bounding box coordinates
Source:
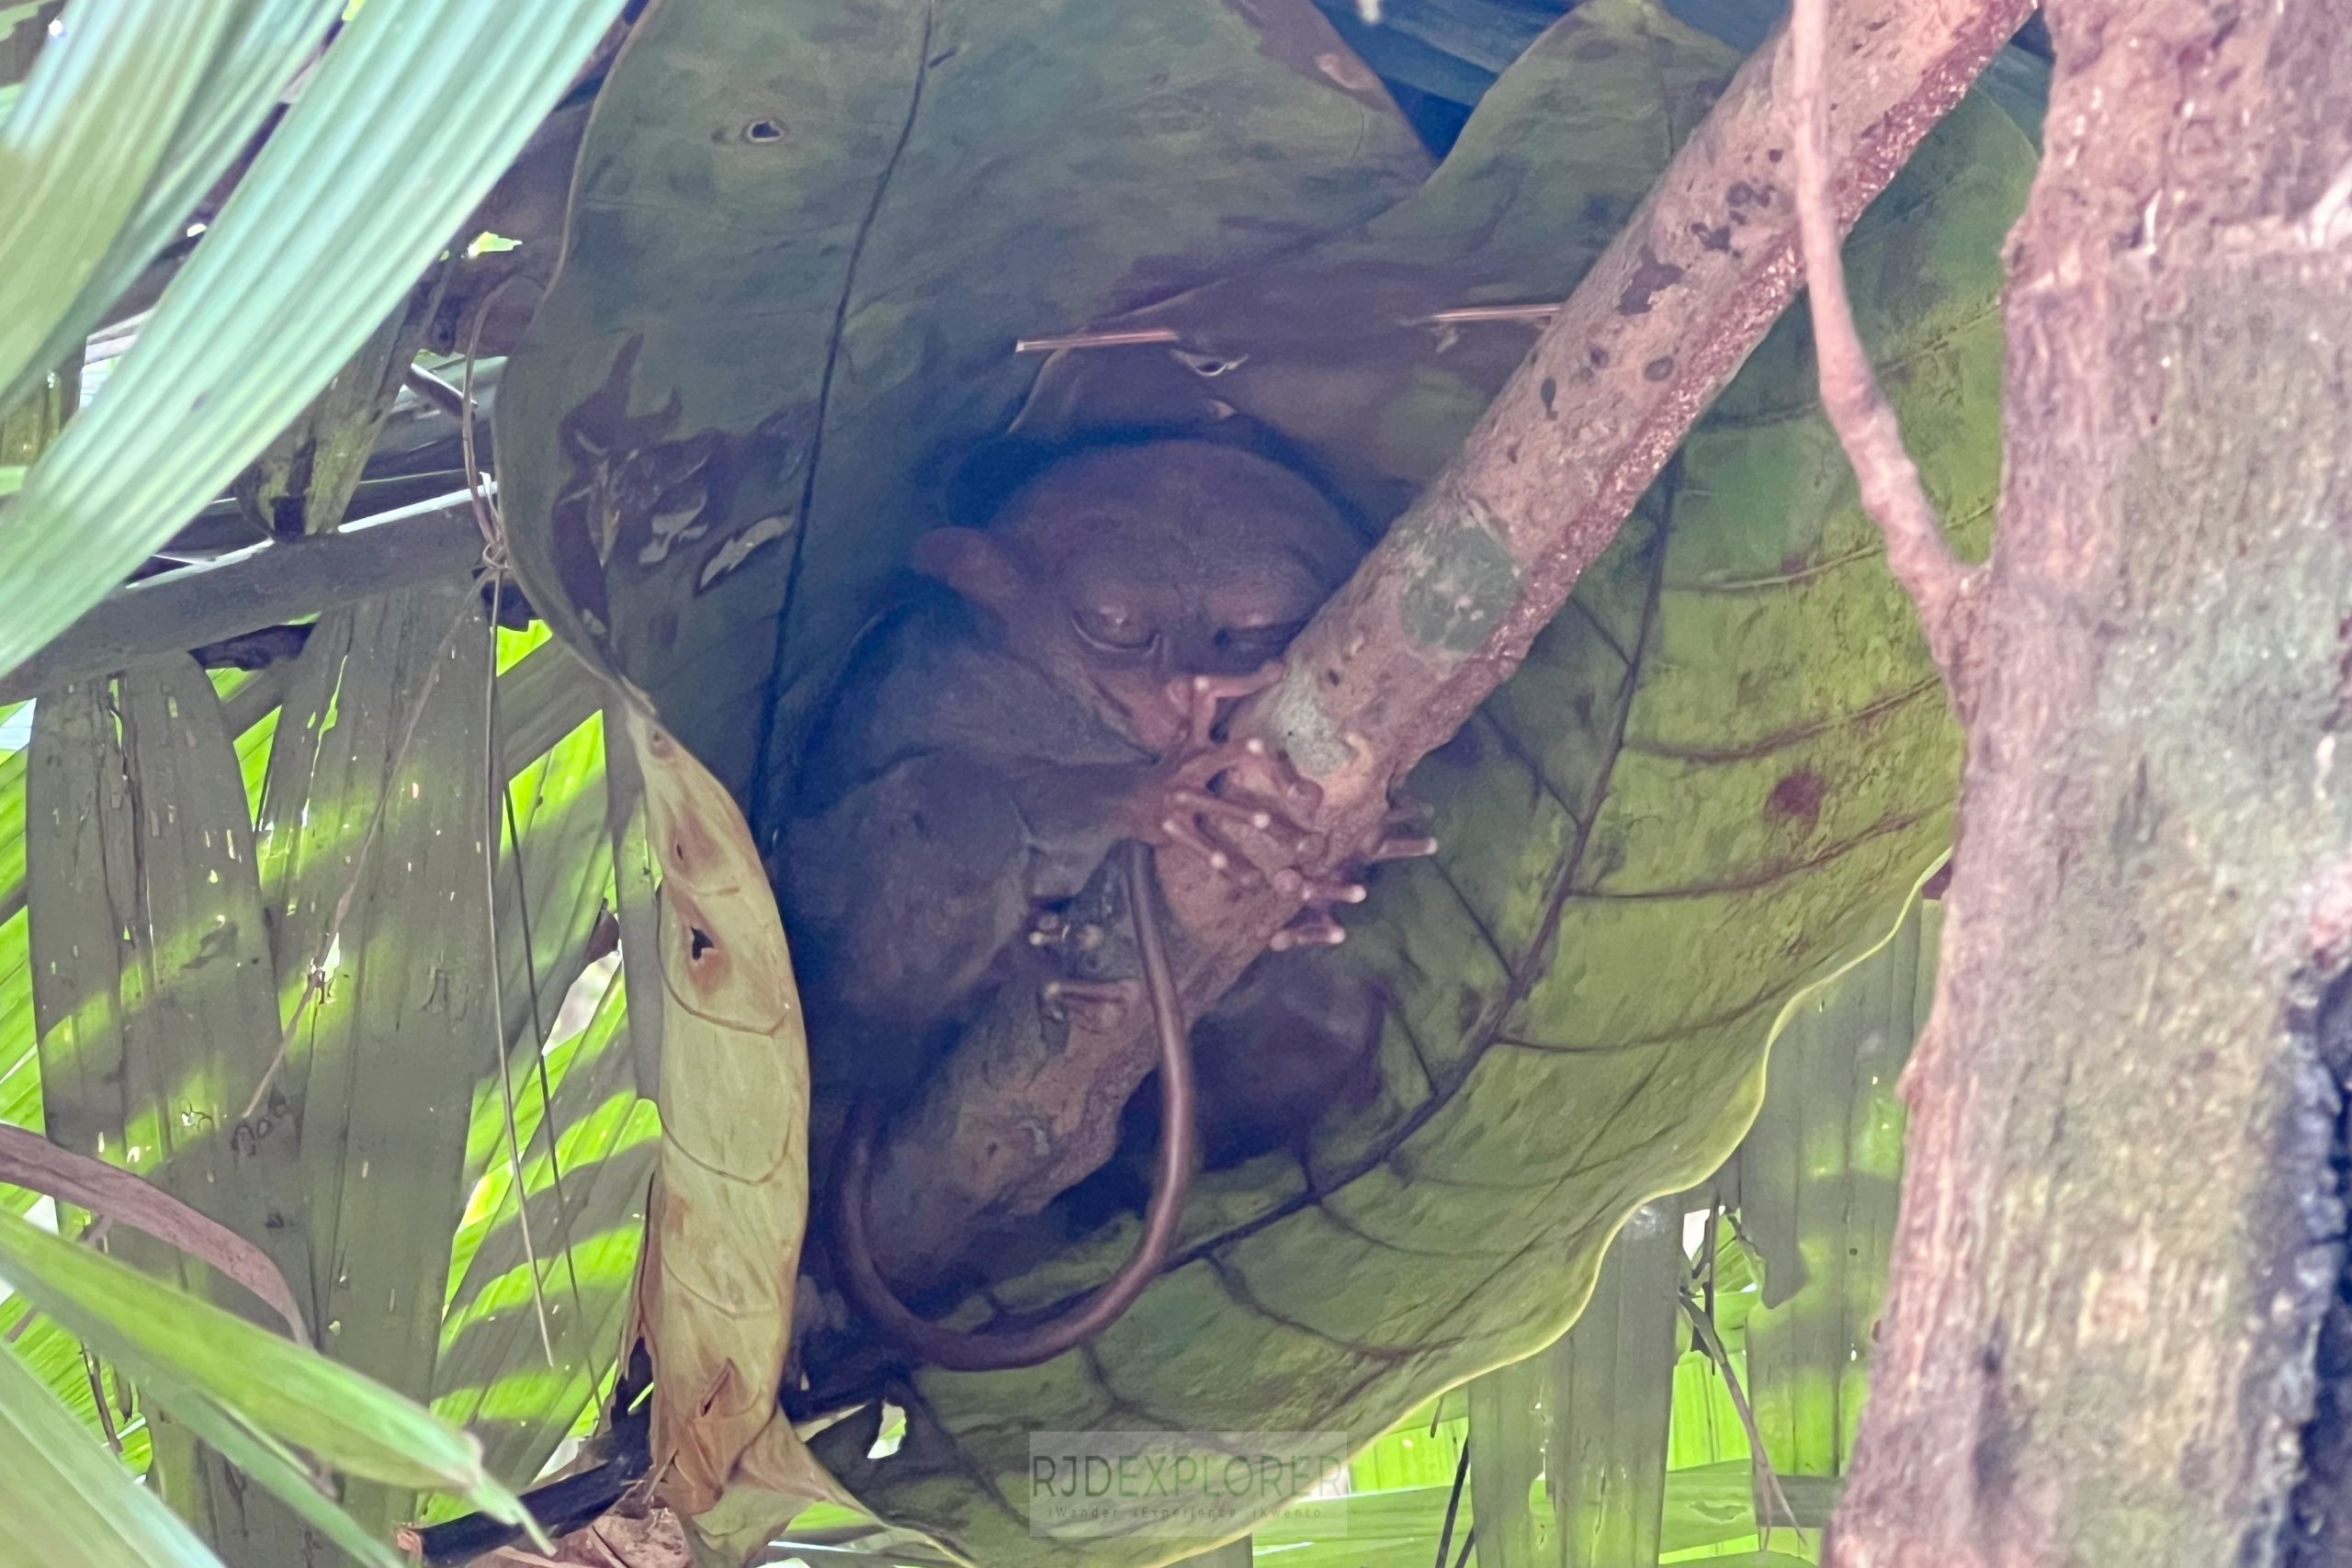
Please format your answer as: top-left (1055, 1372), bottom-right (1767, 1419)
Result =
top-left (1828, 2), bottom-right (2352, 1563)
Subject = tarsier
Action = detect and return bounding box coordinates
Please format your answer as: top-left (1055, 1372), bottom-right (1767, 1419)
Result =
top-left (776, 437), bottom-right (1432, 1369)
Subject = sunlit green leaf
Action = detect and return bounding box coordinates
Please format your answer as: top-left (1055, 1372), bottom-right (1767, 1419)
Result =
top-left (1738, 896), bottom-right (1939, 1478)
top-left (6, 0), bottom-right (348, 414)
top-left (0, 0), bottom-right (235, 400)
top-left (0, 1208), bottom-right (533, 1524)
top-left (250, 579), bottom-right (493, 1533)
top-left (0, 1338), bottom-right (220, 1568)
top-left (0, 0), bottom-right (623, 682)
top-left (1468, 1203), bottom-right (1686, 1567)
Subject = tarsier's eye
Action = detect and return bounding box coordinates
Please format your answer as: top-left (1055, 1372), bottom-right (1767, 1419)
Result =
top-left (1074, 603), bottom-right (1156, 652)
top-left (1216, 620), bottom-right (1306, 659)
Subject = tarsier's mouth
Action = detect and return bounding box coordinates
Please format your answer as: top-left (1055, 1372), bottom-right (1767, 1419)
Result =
top-left (1092, 671), bottom-right (1193, 759)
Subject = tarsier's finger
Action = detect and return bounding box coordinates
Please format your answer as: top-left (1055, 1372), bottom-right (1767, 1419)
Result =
top-left (1269, 910), bottom-right (1348, 952)
top-left (1040, 976), bottom-right (1142, 1022)
top-left (1169, 786), bottom-right (1278, 834)
top-left (1158, 810), bottom-right (1262, 886)
top-left (1191, 736), bottom-right (1324, 819)
top-left (1272, 867), bottom-right (1367, 908)
top-left (1364, 832), bottom-right (1440, 863)
top-left (1167, 663), bottom-right (1283, 743)
top-left (1027, 910), bottom-right (1107, 954)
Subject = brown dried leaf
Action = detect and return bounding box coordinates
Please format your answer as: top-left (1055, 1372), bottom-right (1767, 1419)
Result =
top-left (0, 1122), bottom-right (307, 1342)
top-left (617, 702), bottom-right (830, 1518)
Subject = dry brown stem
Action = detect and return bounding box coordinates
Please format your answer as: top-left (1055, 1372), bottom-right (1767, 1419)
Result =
top-left (1789, 0), bottom-right (1984, 700)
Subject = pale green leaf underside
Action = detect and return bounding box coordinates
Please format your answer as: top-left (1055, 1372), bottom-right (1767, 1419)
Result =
top-left (494, 0), bottom-right (1432, 803)
top-left (0, 0), bottom-right (622, 682)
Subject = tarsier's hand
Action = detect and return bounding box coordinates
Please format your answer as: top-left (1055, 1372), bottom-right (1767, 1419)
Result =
top-left (1119, 664), bottom-right (1437, 952)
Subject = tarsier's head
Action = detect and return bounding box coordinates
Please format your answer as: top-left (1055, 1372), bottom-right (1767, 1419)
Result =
top-left (911, 441), bottom-right (1363, 754)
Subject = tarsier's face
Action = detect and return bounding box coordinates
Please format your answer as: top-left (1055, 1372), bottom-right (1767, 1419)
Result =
top-left (916, 442), bottom-right (1363, 756)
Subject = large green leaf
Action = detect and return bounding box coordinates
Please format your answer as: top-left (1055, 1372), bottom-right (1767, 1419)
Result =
top-left (429, 966), bottom-right (660, 1504)
top-left (494, 0), bottom-right (1431, 802)
top-left (3, 0), bottom-right (350, 414)
top-left (248, 578), bottom-right (493, 1534)
top-left (21, 544), bottom-right (319, 1544)
top-left (0, 630), bottom-right (629, 1489)
top-left (0, 0), bottom-right (622, 682)
top-left (812, 6), bottom-right (2030, 1561)
top-left (0, 0), bottom-right (237, 400)
top-left (0, 1337), bottom-right (220, 1568)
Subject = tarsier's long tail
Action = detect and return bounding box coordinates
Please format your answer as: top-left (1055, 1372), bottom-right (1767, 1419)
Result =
top-left (831, 839), bottom-right (1198, 1371)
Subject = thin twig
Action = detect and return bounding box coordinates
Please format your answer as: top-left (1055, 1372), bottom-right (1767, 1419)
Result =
top-left (1431, 1437), bottom-right (1470, 1568)
top-left (1410, 303), bottom-right (1560, 326)
top-left (503, 784), bottom-right (588, 1325)
top-left (402, 364), bottom-right (469, 419)
top-left (461, 303), bottom-right (558, 1369)
top-left (1012, 325), bottom-right (1182, 354)
top-left (1789, 0), bottom-right (1978, 690)
top-left (1680, 1291), bottom-right (1803, 1540)
top-left (83, 1349), bottom-right (122, 1456)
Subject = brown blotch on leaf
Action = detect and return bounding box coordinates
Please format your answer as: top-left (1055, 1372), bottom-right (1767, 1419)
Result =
top-left (1690, 220), bottom-right (1733, 253)
top-left (1727, 180), bottom-right (1758, 207)
top-left (1764, 768), bottom-right (1827, 830)
top-left (1643, 356), bottom-right (1676, 382)
top-left (1539, 377), bottom-right (1558, 417)
top-left (1571, 34), bottom-right (1619, 61)
top-left (1615, 245), bottom-right (1686, 315)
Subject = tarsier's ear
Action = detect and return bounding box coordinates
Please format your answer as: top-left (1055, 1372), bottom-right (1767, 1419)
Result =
top-left (910, 527), bottom-right (1030, 615)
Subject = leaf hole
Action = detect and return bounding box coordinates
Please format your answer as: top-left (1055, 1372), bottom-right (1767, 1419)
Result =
top-left (742, 118), bottom-right (785, 144)
top-left (689, 926), bottom-right (716, 960)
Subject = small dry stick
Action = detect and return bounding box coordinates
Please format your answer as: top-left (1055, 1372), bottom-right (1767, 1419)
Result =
top-left (1789, 0), bottom-right (1982, 693)
top-left (1012, 325), bottom-right (1182, 354)
top-left (1681, 1291), bottom-right (1804, 1540)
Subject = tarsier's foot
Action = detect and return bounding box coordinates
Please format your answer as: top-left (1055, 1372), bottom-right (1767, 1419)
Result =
top-left (1138, 669), bottom-right (1444, 951)
top-left (1026, 909), bottom-right (1106, 957)
top-left (1025, 911), bottom-right (1134, 1021)
top-left (1266, 802), bottom-right (1440, 952)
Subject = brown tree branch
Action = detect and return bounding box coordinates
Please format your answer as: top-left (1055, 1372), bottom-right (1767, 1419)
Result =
top-left (1790, 0), bottom-right (1984, 702)
top-left (1826, 0), bottom-right (2352, 1560)
top-left (861, 0), bottom-right (2038, 1290)
top-left (0, 492), bottom-right (482, 705)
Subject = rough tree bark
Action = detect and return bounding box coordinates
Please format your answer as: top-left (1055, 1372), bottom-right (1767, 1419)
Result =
top-left (859, 0), bottom-right (2036, 1285)
top-left (1819, 1), bottom-right (2352, 1563)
